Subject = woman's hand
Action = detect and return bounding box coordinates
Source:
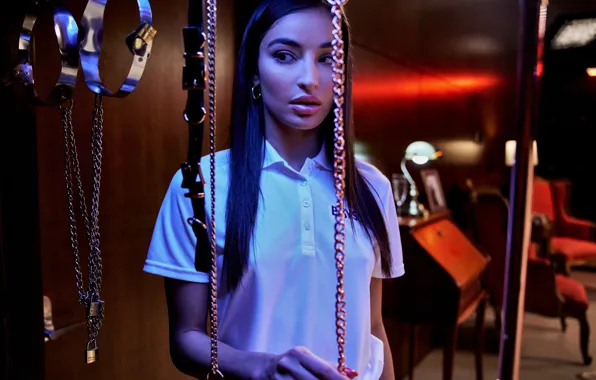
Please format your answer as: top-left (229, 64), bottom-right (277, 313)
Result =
top-left (253, 346), bottom-right (358, 380)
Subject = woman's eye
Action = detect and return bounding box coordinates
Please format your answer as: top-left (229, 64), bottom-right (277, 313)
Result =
top-left (321, 55), bottom-right (333, 65)
top-left (274, 51), bottom-right (296, 63)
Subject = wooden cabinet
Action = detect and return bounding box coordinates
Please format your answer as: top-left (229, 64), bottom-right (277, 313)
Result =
top-left (383, 211), bottom-right (489, 379)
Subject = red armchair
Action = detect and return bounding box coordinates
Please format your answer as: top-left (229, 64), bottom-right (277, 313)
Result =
top-left (532, 177), bottom-right (596, 268)
top-left (468, 186), bottom-right (592, 365)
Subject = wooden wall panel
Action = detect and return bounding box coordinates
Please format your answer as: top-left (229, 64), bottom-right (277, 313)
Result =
top-left (346, 0), bottom-right (520, 195)
top-left (28, 0), bottom-right (236, 379)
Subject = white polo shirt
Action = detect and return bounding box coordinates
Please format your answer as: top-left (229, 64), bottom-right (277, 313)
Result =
top-left (144, 140), bottom-right (405, 379)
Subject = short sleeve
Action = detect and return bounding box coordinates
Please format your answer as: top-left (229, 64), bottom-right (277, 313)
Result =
top-left (143, 169), bottom-right (209, 283)
top-left (372, 177), bottom-right (405, 279)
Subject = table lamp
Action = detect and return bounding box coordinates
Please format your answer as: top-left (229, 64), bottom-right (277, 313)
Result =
top-left (401, 141), bottom-right (443, 217)
top-left (505, 140), bottom-right (538, 167)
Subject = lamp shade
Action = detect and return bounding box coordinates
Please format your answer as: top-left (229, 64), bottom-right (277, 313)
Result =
top-left (404, 141), bottom-right (442, 165)
top-left (505, 140), bottom-right (538, 167)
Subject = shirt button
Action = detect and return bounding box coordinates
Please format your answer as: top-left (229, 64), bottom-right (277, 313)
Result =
top-left (303, 200), bottom-right (310, 208)
top-left (305, 222), bottom-right (311, 230)
top-left (301, 181), bottom-right (308, 187)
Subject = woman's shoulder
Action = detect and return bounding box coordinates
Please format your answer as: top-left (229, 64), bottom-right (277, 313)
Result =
top-left (355, 158), bottom-right (391, 191)
top-left (199, 148), bottom-right (231, 168)
top-left (167, 149), bottom-right (231, 191)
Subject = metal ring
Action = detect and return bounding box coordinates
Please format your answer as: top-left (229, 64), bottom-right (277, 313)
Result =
top-left (13, 1), bottom-right (79, 106)
top-left (79, 0), bottom-right (157, 97)
top-left (86, 339), bottom-right (97, 350)
top-left (186, 217), bottom-right (206, 230)
top-left (183, 109), bottom-right (206, 125)
top-left (206, 369), bottom-right (224, 380)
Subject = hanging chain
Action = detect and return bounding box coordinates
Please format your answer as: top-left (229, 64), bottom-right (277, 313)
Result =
top-left (90, 95), bottom-right (105, 299)
top-left (61, 100), bottom-right (88, 305)
top-left (59, 94), bottom-right (105, 364)
top-left (329, 0), bottom-right (348, 374)
top-left (206, 0), bottom-right (222, 379)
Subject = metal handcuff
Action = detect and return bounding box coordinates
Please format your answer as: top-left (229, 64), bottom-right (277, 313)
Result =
top-left (79, 0), bottom-right (157, 97)
top-left (8, 0), bottom-right (156, 364)
top-left (183, 0), bottom-right (352, 378)
top-left (12, 0), bottom-right (78, 106)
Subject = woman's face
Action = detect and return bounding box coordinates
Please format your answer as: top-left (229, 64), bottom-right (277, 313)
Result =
top-left (256, 7), bottom-right (335, 132)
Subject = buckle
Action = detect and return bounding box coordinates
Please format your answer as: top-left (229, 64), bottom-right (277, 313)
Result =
top-left (182, 63), bottom-right (206, 91)
top-left (182, 26), bottom-right (206, 91)
top-left (183, 26), bottom-right (206, 55)
top-left (181, 162), bottom-right (206, 189)
top-left (126, 22), bottom-right (157, 55)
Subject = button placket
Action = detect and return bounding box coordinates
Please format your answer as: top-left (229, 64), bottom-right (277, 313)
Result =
top-left (298, 175), bottom-right (315, 255)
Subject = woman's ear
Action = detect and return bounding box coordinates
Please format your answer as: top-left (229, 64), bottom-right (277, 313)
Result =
top-left (252, 75), bottom-right (260, 87)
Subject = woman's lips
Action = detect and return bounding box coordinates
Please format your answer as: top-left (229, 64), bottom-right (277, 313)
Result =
top-left (289, 103), bottom-right (322, 115)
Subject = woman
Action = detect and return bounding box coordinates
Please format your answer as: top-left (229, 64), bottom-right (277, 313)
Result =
top-left (144, 0), bottom-right (405, 379)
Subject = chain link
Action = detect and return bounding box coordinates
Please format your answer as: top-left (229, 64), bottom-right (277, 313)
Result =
top-left (60, 101), bottom-right (87, 305)
top-left (89, 95), bottom-right (104, 299)
top-left (59, 93), bottom-right (105, 362)
top-left (329, 1), bottom-right (348, 374)
top-left (193, 1), bottom-right (346, 376)
top-left (206, 0), bottom-right (222, 378)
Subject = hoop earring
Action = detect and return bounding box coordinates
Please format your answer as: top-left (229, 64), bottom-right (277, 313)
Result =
top-left (251, 84), bottom-right (261, 100)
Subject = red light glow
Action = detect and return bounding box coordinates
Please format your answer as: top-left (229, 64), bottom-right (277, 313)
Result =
top-left (353, 74), bottom-right (501, 100)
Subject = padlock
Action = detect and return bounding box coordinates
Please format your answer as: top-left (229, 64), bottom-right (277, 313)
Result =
top-left (87, 300), bottom-right (104, 318)
top-left (86, 340), bottom-right (97, 364)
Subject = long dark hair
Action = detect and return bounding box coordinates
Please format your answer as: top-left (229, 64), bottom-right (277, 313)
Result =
top-left (223, 0), bottom-right (392, 292)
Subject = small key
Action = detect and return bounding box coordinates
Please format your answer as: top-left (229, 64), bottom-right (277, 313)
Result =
top-left (86, 340), bottom-right (98, 364)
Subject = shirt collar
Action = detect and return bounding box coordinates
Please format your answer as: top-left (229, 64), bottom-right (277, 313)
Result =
top-left (262, 139), bottom-right (333, 172)
top-left (262, 139), bottom-right (286, 170)
top-left (311, 141), bottom-right (333, 171)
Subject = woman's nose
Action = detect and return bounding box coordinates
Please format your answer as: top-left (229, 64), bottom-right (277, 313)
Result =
top-left (297, 59), bottom-right (319, 90)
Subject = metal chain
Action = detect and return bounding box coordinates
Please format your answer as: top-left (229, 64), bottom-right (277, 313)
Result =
top-left (196, 1), bottom-right (344, 376)
top-left (69, 110), bottom-right (95, 283)
top-left (87, 95), bottom-right (105, 355)
top-left (60, 101), bottom-right (87, 305)
top-left (89, 95), bottom-right (104, 299)
top-left (206, 0), bottom-right (222, 379)
top-left (329, 0), bottom-right (348, 374)
top-left (59, 93), bottom-right (105, 363)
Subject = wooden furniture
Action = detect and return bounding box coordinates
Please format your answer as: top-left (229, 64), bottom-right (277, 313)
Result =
top-left (383, 210), bottom-right (489, 380)
top-left (469, 186), bottom-right (592, 365)
top-left (532, 176), bottom-right (596, 270)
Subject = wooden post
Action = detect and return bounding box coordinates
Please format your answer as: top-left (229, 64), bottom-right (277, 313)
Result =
top-left (498, 1), bottom-right (547, 379)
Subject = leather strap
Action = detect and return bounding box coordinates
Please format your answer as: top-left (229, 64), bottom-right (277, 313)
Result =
top-left (79, 0), bottom-right (157, 97)
top-left (181, 0), bottom-right (210, 273)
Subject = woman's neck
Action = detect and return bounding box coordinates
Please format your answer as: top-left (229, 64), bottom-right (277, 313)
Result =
top-left (265, 119), bottom-right (323, 172)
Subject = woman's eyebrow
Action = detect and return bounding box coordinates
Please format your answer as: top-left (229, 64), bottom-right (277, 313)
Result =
top-left (267, 38), bottom-right (332, 49)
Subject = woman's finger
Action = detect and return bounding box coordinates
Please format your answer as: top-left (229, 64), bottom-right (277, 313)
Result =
top-left (344, 367), bottom-right (358, 379)
top-left (277, 353), bottom-right (318, 380)
top-left (297, 352), bottom-right (348, 380)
